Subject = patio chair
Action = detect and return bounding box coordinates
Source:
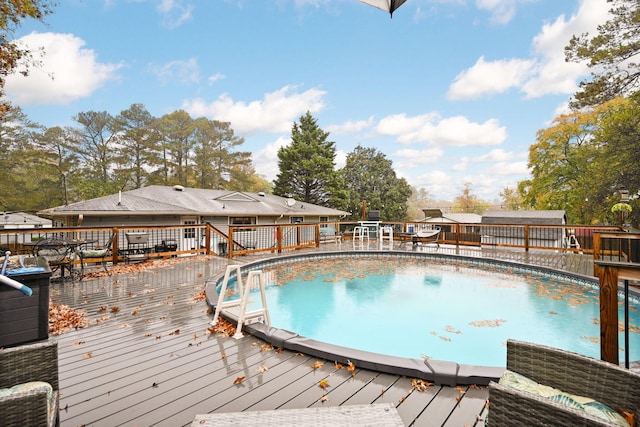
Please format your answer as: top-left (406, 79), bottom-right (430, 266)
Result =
top-left (0, 340), bottom-right (59, 426)
top-left (488, 339), bottom-right (640, 426)
top-left (79, 233), bottom-right (114, 273)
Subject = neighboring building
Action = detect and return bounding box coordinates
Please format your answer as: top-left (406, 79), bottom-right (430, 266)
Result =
top-left (39, 185), bottom-right (350, 254)
top-left (0, 212), bottom-right (52, 249)
top-left (480, 210), bottom-right (567, 248)
top-left (418, 209), bottom-right (481, 233)
top-left (0, 212), bottom-right (52, 230)
top-left (39, 185), bottom-right (350, 229)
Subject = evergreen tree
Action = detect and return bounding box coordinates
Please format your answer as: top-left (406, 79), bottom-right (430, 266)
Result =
top-left (340, 145), bottom-right (412, 221)
top-left (566, 0), bottom-right (640, 108)
top-left (273, 112), bottom-right (344, 206)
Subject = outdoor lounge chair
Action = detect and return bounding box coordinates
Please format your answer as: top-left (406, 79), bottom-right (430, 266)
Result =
top-left (0, 340), bottom-right (59, 426)
top-left (488, 339), bottom-right (640, 426)
top-left (79, 233), bottom-right (114, 273)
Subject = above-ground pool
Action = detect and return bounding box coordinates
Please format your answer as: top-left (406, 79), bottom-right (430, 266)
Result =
top-left (216, 252), bottom-right (640, 370)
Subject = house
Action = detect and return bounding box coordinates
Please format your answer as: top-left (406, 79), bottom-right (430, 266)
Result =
top-left (0, 212), bottom-right (52, 230)
top-left (480, 210), bottom-right (567, 248)
top-left (0, 212), bottom-right (52, 248)
top-left (418, 209), bottom-right (481, 233)
top-left (38, 185), bottom-right (350, 252)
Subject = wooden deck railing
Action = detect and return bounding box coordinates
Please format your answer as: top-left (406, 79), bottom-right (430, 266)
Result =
top-left (0, 221), bottom-right (625, 264)
top-left (593, 231), bottom-right (640, 367)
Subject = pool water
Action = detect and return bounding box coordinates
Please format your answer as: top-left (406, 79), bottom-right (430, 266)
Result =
top-left (238, 256), bottom-right (640, 367)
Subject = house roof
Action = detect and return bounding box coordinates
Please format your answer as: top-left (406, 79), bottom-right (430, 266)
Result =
top-left (481, 210), bottom-right (567, 225)
top-left (0, 211), bottom-right (52, 227)
top-left (38, 185), bottom-right (350, 218)
top-left (421, 213), bottom-right (482, 224)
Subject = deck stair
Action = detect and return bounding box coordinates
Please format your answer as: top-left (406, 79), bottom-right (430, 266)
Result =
top-left (210, 265), bottom-right (270, 339)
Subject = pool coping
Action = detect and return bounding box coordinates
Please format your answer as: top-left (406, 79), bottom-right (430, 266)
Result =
top-left (204, 250), bottom-right (635, 386)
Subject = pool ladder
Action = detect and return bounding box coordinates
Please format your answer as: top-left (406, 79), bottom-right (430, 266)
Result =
top-left (211, 265), bottom-right (271, 339)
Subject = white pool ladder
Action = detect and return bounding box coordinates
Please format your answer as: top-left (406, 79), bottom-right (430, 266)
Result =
top-left (233, 270), bottom-right (270, 339)
top-left (210, 265), bottom-right (271, 339)
top-left (211, 265), bottom-right (245, 326)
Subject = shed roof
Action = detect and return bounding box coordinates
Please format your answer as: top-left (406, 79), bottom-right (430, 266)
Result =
top-left (481, 210), bottom-right (566, 225)
top-left (39, 185), bottom-right (350, 218)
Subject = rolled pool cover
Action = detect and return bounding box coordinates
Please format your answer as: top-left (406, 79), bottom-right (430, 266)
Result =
top-left (0, 274), bottom-right (33, 296)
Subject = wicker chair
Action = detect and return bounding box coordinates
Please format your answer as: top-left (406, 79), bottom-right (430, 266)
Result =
top-left (0, 340), bottom-right (59, 426)
top-left (488, 339), bottom-right (640, 426)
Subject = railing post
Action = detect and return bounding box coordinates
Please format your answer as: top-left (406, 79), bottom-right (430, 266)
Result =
top-left (228, 227), bottom-right (234, 259)
top-left (455, 223), bottom-right (460, 252)
top-left (524, 225), bottom-right (530, 252)
top-left (112, 227), bottom-right (119, 265)
top-left (205, 224), bottom-right (211, 255)
top-left (277, 225), bottom-right (282, 254)
top-left (315, 224), bottom-right (320, 248)
top-left (596, 263), bottom-right (620, 365)
top-left (593, 233), bottom-right (601, 277)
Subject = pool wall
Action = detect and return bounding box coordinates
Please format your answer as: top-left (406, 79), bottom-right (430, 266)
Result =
top-left (205, 250), bottom-right (638, 386)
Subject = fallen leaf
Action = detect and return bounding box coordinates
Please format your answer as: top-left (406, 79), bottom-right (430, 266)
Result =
top-left (346, 360), bottom-right (356, 377)
top-left (233, 376), bottom-right (245, 385)
top-left (110, 306), bottom-right (120, 313)
top-left (334, 361), bottom-right (344, 369)
top-left (84, 352), bottom-right (93, 359)
top-left (411, 379), bottom-right (432, 392)
top-left (319, 394), bottom-right (329, 403)
top-left (318, 379), bottom-right (330, 389)
top-left (311, 360), bottom-right (324, 370)
top-left (257, 365), bottom-right (269, 373)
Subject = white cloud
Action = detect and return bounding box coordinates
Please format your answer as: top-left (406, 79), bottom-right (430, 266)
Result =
top-left (207, 73), bottom-right (226, 85)
top-left (157, 0), bottom-right (194, 28)
top-left (5, 32), bottom-right (121, 105)
top-left (472, 148), bottom-right (515, 162)
top-left (373, 113), bottom-right (507, 146)
top-left (150, 58), bottom-right (200, 85)
top-left (325, 117), bottom-right (374, 135)
top-left (252, 136), bottom-right (289, 181)
top-left (447, 0), bottom-right (612, 100)
top-left (521, 0), bottom-right (610, 98)
top-left (476, 0), bottom-right (517, 25)
top-left (182, 85), bottom-right (327, 134)
top-left (448, 56), bottom-right (536, 100)
top-left (452, 157), bottom-right (468, 171)
top-left (394, 147), bottom-right (445, 169)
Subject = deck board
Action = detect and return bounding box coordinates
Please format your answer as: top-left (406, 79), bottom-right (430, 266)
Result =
top-left (47, 247), bottom-right (602, 426)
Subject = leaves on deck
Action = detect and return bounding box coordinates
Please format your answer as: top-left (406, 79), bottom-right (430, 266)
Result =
top-left (411, 379), bottom-right (432, 392)
top-left (49, 302), bottom-right (90, 335)
top-left (233, 376), bottom-right (245, 385)
top-left (207, 318), bottom-right (237, 337)
top-left (311, 360), bottom-right (324, 370)
top-left (257, 365), bottom-right (269, 373)
top-left (346, 360), bottom-right (356, 377)
top-left (318, 379), bottom-right (330, 389)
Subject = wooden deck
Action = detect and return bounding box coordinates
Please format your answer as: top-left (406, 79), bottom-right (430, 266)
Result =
top-left (49, 244), bottom-right (597, 426)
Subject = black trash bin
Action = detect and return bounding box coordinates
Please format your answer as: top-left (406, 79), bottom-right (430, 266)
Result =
top-left (217, 242), bottom-right (228, 256)
top-left (0, 256), bottom-right (52, 347)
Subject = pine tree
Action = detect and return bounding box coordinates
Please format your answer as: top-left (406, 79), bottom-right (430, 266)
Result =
top-left (273, 112), bottom-right (344, 207)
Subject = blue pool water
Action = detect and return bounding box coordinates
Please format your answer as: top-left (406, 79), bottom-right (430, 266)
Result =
top-left (238, 255), bottom-right (640, 367)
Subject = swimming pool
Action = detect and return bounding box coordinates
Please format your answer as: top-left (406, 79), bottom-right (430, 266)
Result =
top-left (211, 252), bottom-right (640, 381)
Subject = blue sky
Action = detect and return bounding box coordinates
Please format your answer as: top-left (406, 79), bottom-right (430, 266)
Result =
top-left (7, 0), bottom-right (610, 202)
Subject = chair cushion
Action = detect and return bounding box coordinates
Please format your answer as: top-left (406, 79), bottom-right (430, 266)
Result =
top-left (0, 381), bottom-right (55, 420)
top-left (498, 370), bottom-right (631, 426)
top-left (80, 249), bottom-right (108, 258)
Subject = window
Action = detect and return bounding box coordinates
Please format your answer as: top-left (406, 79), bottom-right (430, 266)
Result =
top-left (290, 216), bottom-right (303, 224)
top-left (184, 219), bottom-right (196, 239)
top-left (230, 217), bottom-right (256, 225)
